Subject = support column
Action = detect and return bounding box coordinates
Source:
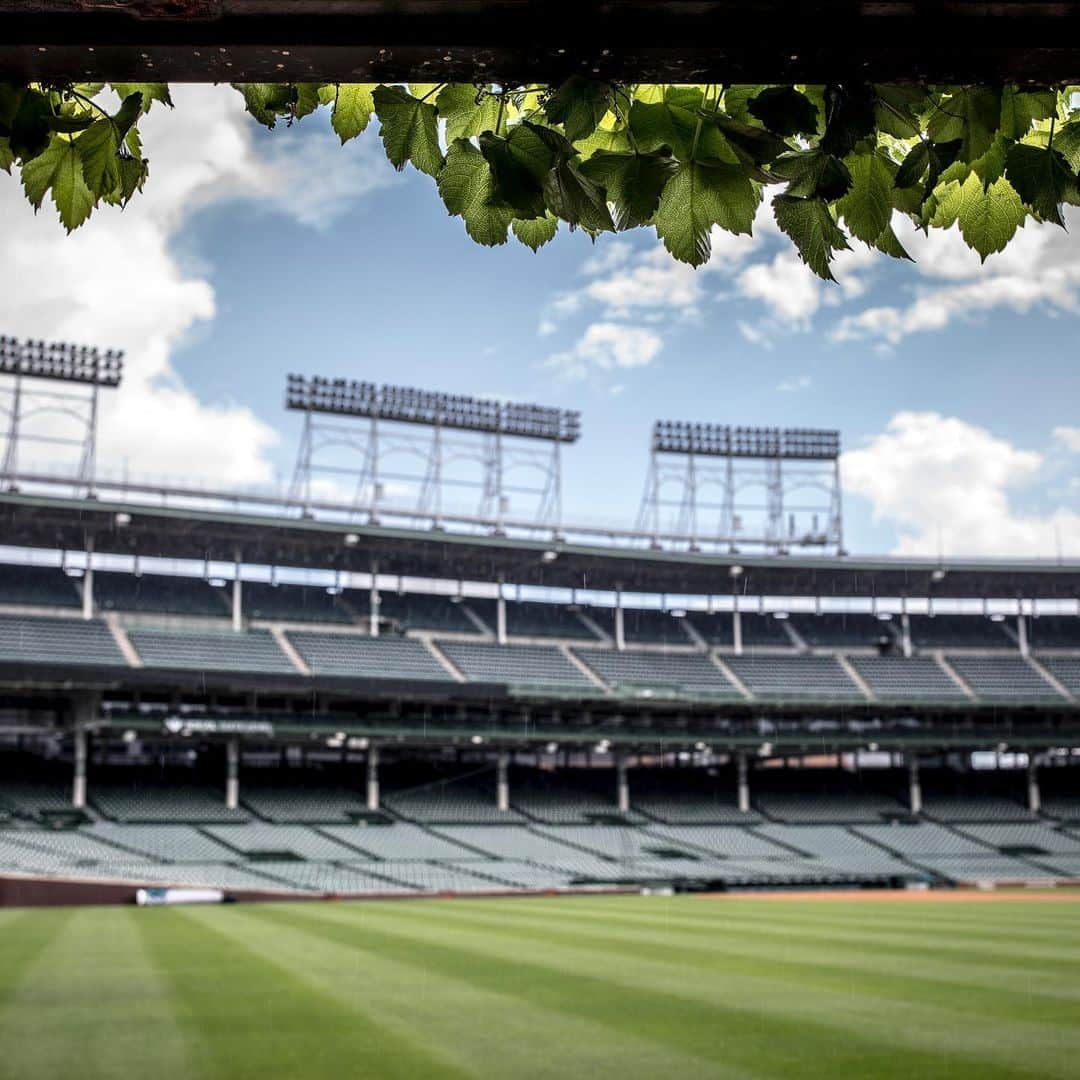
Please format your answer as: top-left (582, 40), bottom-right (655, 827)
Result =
top-left (1017, 609), bottom-right (1030, 658)
top-left (366, 745), bottom-right (380, 810)
top-left (496, 750), bottom-right (510, 812)
top-left (1027, 755), bottom-right (1041, 814)
top-left (732, 608), bottom-right (743, 656)
top-left (82, 537), bottom-right (94, 620)
top-left (615, 753), bottom-right (630, 813)
top-left (225, 738), bottom-right (240, 809)
top-left (72, 725), bottom-right (88, 809)
top-left (736, 752), bottom-right (750, 813)
top-left (496, 579), bottom-right (507, 645)
top-left (369, 564), bottom-right (380, 637)
top-left (908, 755), bottom-right (922, 816)
top-left (231, 551), bottom-right (243, 633)
top-left (900, 610), bottom-right (912, 658)
top-left (614, 585), bottom-right (626, 651)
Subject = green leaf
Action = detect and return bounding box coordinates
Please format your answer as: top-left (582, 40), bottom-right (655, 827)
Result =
top-left (999, 87), bottom-right (1056, 140)
top-left (927, 87), bottom-right (1002, 162)
top-left (1005, 142), bottom-right (1077, 227)
top-left (956, 173), bottom-right (1026, 260)
top-left (437, 84), bottom-right (503, 141)
top-left (544, 77), bottom-right (613, 142)
top-left (820, 83), bottom-right (876, 158)
top-left (74, 118), bottom-right (121, 198)
top-left (233, 83), bottom-right (295, 128)
top-left (874, 223), bottom-right (913, 261)
top-left (331, 84), bottom-right (375, 143)
top-left (436, 138), bottom-right (514, 245)
top-left (654, 160), bottom-right (759, 266)
top-left (711, 114), bottom-right (789, 165)
top-left (543, 153), bottom-right (615, 233)
top-left (112, 93), bottom-right (143, 139)
top-left (1053, 120), bottom-right (1080, 171)
top-left (630, 99), bottom-right (735, 162)
top-left (0, 135), bottom-right (12, 173)
top-left (873, 85), bottom-right (928, 139)
top-left (512, 212), bottom-right (559, 251)
top-left (110, 83), bottom-right (172, 114)
top-left (102, 154), bottom-right (148, 207)
top-left (773, 149), bottom-right (852, 201)
top-left (836, 150), bottom-right (894, 243)
top-left (20, 134), bottom-right (95, 231)
top-left (747, 86), bottom-right (819, 136)
top-left (294, 84), bottom-right (322, 120)
top-left (477, 130), bottom-right (548, 219)
top-left (894, 141), bottom-right (931, 190)
top-left (3, 87), bottom-right (51, 160)
top-left (372, 84), bottom-right (443, 176)
top-left (579, 150), bottom-right (679, 230)
top-left (772, 194), bottom-right (850, 280)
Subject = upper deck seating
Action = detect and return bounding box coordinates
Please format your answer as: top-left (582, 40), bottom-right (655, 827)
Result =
top-left (243, 582), bottom-right (352, 624)
top-left (574, 649), bottom-right (741, 697)
top-left (0, 564), bottom-right (79, 608)
top-left (470, 599), bottom-right (598, 640)
top-left (510, 769), bottom-right (644, 823)
top-left (1027, 617), bottom-right (1080, 650)
top-left (128, 626), bottom-right (294, 673)
top-left (94, 571), bottom-right (226, 618)
top-left (755, 791), bottom-right (907, 824)
top-left (688, 612), bottom-right (794, 648)
top-left (91, 783), bottom-right (248, 823)
top-left (0, 779), bottom-right (77, 821)
top-left (630, 771), bottom-right (759, 823)
top-left (921, 795), bottom-right (1033, 822)
top-left (586, 606), bottom-right (692, 646)
top-left (789, 613), bottom-right (897, 649)
top-left (287, 632), bottom-right (452, 681)
top-left (908, 615), bottom-right (1013, 649)
top-left (849, 656), bottom-right (966, 701)
top-left (723, 655), bottom-right (864, 701)
top-left (383, 777), bottom-right (526, 824)
top-left (946, 656), bottom-right (1064, 703)
top-left (361, 592), bottom-right (477, 634)
top-left (240, 784), bottom-right (369, 823)
top-left (0, 614), bottom-right (125, 667)
top-left (438, 641), bottom-right (594, 690)
top-left (1038, 657), bottom-right (1080, 697)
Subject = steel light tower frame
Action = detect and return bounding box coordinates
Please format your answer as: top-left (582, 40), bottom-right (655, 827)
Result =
top-left (636, 421), bottom-right (843, 554)
top-left (286, 375), bottom-right (581, 535)
top-left (0, 335), bottom-right (124, 497)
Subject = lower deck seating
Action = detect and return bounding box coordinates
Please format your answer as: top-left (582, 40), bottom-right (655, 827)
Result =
top-left (287, 632), bottom-right (452, 681)
top-left (754, 792), bottom-right (906, 824)
top-left (642, 824), bottom-right (792, 859)
top-left (91, 783), bottom-right (248, 823)
top-left (240, 784), bottom-right (368, 823)
top-left (203, 823), bottom-right (361, 860)
top-left (921, 796), bottom-right (1033, 822)
top-left (383, 781), bottom-right (526, 824)
top-left (84, 823), bottom-right (236, 862)
top-left (319, 822), bottom-right (479, 861)
top-left (0, 614), bottom-right (125, 667)
top-left (911, 855), bottom-right (1056, 882)
top-left (853, 822), bottom-right (992, 857)
top-left (128, 627), bottom-right (294, 674)
top-left (752, 825), bottom-right (915, 876)
top-left (1039, 657), bottom-right (1080, 696)
top-left (0, 780), bottom-right (76, 820)
top-left (950, 823), bottom-right (1080, 854)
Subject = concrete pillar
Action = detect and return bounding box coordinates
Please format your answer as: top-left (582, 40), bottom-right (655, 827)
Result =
top-left (225, 738), bottom-right (240, 809)
top-left (1017, 610), bottom-right (1030, 658)
top-left (82, 539), bottom-right (94, 621)
top-left (369, 565), bottom-right (380, 637)
top-left (614, 585), bottom-right (626, 651)
top-left (908, 755), bottom-right (922, 816)
top-left (616, 753), bottom-right (630, 813)
top-left (496, 583), bottom-right (507, 646)
top-left (72, 725), bottom-right (88, 809)
top-left (231, 562), bottom-right (243, 633)
top-left (366, 745), bottom-right (380, 810)
top-left (496, 750), bottom-right (510, 812)
top-left (1027, 756), bottom-right (1041, 814)
top-left (900, 611), bottom-right (912, 658)
top-left (732, 608), bottom-right (743, 656)
top-left (736, 752), bottom-right (750, 813)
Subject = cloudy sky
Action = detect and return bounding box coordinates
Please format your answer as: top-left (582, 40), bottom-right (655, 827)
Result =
top-left (3, 86), bottom-right (1079, 559)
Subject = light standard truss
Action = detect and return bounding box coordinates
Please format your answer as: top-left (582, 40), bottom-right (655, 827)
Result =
top-left (0, 335), bottom-right (124, 496)
top-left (286, 375), bottom-right (580, 534)
top-left (636, 421), bottom-right (843, 554)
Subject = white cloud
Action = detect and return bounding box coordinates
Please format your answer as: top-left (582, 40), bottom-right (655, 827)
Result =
top-left (1053, 426), bottom-right (1080, 453)
top-left (777, 374), bottom-right (812, 393)
top-left (737, 251), bottom-right (822, 325)
top-left (545, 322), bottom-right (663, 381)
top-left (0, 85), bottom-right (390, 486)
top-left (580, 240), bottom-right (634, 276)
top-left (843, 412), bottom-right (1080, 558)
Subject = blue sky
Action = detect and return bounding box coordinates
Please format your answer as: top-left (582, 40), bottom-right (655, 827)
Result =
top-left (3, 86), bottom-right (1078, 559)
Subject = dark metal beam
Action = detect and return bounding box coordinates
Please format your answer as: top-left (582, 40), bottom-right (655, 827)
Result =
top-left (3, 2), bottom-right (1080, 85)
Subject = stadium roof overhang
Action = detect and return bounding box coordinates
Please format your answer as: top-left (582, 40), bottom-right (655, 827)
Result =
top-left (3, 492), bottom-right (1079, 598)
top-left (4, 1), bottom-right (1080, 84)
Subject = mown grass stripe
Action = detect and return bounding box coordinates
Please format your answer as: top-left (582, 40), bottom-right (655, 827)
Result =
top-left (262, 900), bottom-right (1061, 1079)
top-left (138, 905), bottom-right (472, 1080)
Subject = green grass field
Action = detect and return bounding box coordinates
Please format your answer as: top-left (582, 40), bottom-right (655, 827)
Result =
top-left (1, 893), bottom-right (1079, 1079)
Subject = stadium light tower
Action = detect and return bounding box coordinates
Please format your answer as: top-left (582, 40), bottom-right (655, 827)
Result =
top-left (285, 375), bottom-right (581, 534)
top-left (636, 421), bottom-right (843, 554)
top-left (0, 335), bottom-right (124, 496)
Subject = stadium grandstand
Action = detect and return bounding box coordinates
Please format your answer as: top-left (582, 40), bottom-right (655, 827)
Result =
top-left (1, 341), bottom-right (1079, 901)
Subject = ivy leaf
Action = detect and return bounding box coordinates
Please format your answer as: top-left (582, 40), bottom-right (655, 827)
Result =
top-left (294, 84), bottom-right (322, 120)
top-left (836, 150), bottom-right (894, 243)
top-left (372, 84), bottom-right (443, 176)
top-left (1005, 143), bottom-right (1077, 227)
top-left (437, 138), bottom-right (514, 246)
top-left (331, 84), bottom-right (375, 143)
top-left (74, 119), bottom-right (121, 197)
top-left (1053, 120), bottom-right (1080, 171)
top-left (654, 160), bottom-right (758, 266)
top-left (512, 212), bottom-right (559, 251)
top-left (102, 154), bottom-right (148, 206)
top-left (873, 85), bottom-right (928, 139)
top-left (20, 134), bottom-right (95, 231)
top-left (543, 153), bottom-right (615, 233)
top-left (477, 130), bottom-right (548, 219)
top-left (999, 87), bottom-right (1057, 140)
top-left (1, 87), bottom-right (52, 160)
top-left (956, 173), bottom-right (1026, 260)
top-left (579, 150), bottom-right (679, 230)
top-left (438, 84), bottom-right (503, 141)
top-left (894, 141), bottom-right (931, 190)
top-left (544, 77), bottom-right (612, 142)
top-left (820, 83), bottom-right (876, 158)
top-left (773, 148), bottom-right (852, 201)
top-left (874, 223), bottom-right (913, 261)
top-left (712, 114), bottom-right (789, 166)
top-left (0, 136), bottom-right (12, 173)
top-left (927, 87), bottom-right (1001, 162)
top-left (233, 83), bottom-right (295, 128)
top-left (772, 194), bottom-right (850, 280)
top-left (110, 83), bottom-right (172, 114)
top-left (747, 86), bottom-right (819, 136)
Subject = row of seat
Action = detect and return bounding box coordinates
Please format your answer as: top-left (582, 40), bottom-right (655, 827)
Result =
top-left (4, 565), bottom-right (1079, 647)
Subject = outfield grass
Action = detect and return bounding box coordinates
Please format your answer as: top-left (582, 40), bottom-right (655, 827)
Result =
top-left (1, 893), bottom-right (1079, 1079)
